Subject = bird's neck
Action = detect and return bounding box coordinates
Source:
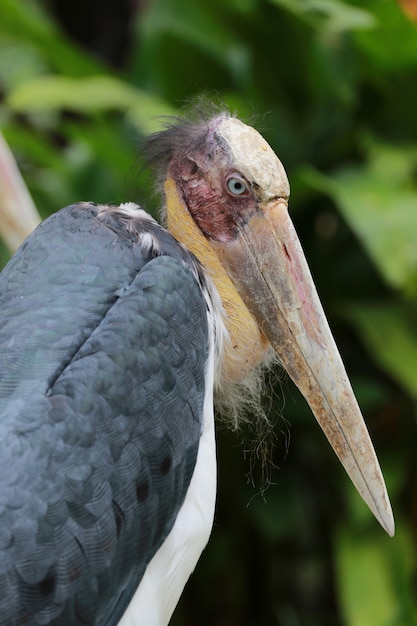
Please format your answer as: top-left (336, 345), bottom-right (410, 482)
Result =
top-left (164, 175), bottom-right (269, 384)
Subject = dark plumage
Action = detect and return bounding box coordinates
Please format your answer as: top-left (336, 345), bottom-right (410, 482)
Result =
top-left (0, 202), bottom-right (209, 625)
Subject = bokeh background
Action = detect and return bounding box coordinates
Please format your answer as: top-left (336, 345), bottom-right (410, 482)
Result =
top-left (1, 0), bottom-right (417, 624)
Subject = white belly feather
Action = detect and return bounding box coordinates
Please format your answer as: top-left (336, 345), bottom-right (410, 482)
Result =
top-left (117, 328), bottom-right (217, 626)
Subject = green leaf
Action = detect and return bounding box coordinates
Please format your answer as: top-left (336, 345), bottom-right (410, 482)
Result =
top-left (0, 38), bottom-right (47, 91)
top-left (353, 0), bottom-right (417, 71)
top-left (302, 157), bottom-right (417, 292)
top-left (268, 0), bottom-right (376, 33)
top-left (139, 0), bottom-right (250, 79)
top-left (345, 302), bottom-right (417, 400)
top-left (335, 522), bottom-right (417, 626)
top-left (336, 531), bottom-right (396, 625)
top-left (6, 75), bottom-right (176, 134)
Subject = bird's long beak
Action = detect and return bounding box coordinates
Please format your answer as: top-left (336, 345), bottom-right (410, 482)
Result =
top-left (212, 200), bottom-right (394, 536)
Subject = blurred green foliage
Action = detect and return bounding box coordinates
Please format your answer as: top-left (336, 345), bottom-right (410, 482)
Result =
top-left (1, 0), bottom-right (417, 624)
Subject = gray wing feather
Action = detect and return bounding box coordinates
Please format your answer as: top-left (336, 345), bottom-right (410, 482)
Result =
top-left (0, 203), bottom-right (209, 625)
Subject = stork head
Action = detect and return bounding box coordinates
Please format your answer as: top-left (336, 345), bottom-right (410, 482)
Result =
top-left (145, 111), bottom-right (394, 537)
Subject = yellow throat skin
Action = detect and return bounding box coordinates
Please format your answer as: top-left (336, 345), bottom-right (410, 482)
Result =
top-left (164, 175), bottom-right (269, 384)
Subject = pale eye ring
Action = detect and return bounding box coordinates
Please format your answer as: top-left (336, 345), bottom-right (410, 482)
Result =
top-left (226, 174), bottom-right (248, 196)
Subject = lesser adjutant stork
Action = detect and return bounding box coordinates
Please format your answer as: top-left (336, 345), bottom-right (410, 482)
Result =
top-left (0, 111), bottom-right (394, 625)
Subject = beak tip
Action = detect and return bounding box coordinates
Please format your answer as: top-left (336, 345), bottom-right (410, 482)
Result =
top-left (383, 510), bottom-right (395, 538)
top-left (364, 476), bottom-right (395, 537)
top-left (371, 490), bottom-right (395, 537)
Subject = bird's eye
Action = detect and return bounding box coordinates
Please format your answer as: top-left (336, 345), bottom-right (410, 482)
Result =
top-left (226, 175), bottom-right (248, 196)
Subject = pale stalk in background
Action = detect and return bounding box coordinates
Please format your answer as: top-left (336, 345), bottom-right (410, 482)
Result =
top-left (0, 131), bottom-right (41, 253)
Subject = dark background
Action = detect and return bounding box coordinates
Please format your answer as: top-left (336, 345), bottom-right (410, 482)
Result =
top-left (1, 0), bottom-right (417, 623)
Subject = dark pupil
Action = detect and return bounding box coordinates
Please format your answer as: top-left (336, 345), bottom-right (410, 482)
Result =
top-left (233, 181), bottom-right (243, 191)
